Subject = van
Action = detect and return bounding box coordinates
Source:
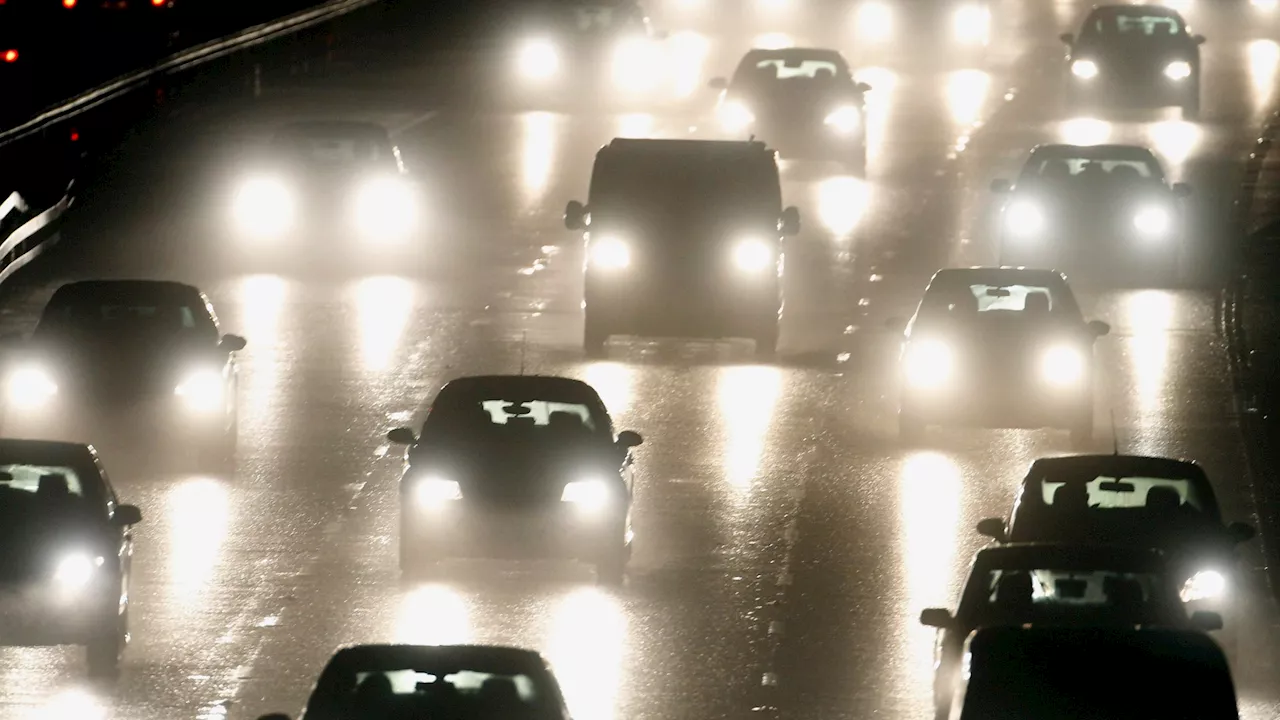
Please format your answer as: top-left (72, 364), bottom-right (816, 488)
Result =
top-left (564, 138), bottom-right (800, 358)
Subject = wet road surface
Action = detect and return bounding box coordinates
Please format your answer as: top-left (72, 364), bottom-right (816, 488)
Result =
top-left (0, 1), bottom-right (1279, 718)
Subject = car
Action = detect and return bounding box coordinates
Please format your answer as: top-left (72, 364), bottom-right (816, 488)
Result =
top-left (885, 267), bottom-right (1110, 446)
top-left (253, 644), bottom-right (572, 720)
top-left (849, 1), bottom-right (992, 66)
top-left (0, 280), bottom-right (245, 468)
top-left (708, 47), bottom-right (871, 174)
top-left (564, 138), bottom-right (801, 358)
top-left (386, 375), bottom-right (643, 584)
top-left (990, 144), bottom-right (1190, 285)
top-left (0, 439), bottom-right (142, 677)
top-left (951, 626), bottom-right (1238, 720)
top-left (919, 543), bottom-right (1221, 720)
top-left (976, 454), bottom-right (1257, 660)
top-left (504, 0), bottom-right (672, 107)
top-left (231, 121), bottom-right (419, 249)
top-left (1061, 4), bottom-right (1205, 118)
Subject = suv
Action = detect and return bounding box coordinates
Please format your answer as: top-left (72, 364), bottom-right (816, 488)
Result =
top-left (564, 138), bottom-right (800, 358)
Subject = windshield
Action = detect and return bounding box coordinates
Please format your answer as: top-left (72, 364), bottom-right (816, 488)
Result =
top-left (272, 133), bottom-right (393, 165)
top-left (424, 398), bottom-right (604, 441)
top-left (312, 667), bottom-right (551, 719)
top-left (1085, 11), bottom-right (1186, 38)
top-left (959, 566), bottom-right (1171, 626)
top-left (590, 157), bottom-right (781, 229)
top-left (1010, 476), bottom-right (1222, 545)
top-left (36, 299), bottom-right (217, 341)
top-left (0, 464), bottom-right (97, 530)
top-left (919, 282), bottom-right (1079, 322)
top-left (1020, 156), bottom-right (1163, 185)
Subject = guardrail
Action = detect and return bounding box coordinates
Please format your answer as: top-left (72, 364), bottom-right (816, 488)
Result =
top-left (0, 0), bottom-right (386, 294)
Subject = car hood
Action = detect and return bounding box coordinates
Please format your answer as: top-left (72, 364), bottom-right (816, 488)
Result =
top-left (1078, 39), bottom-right (1194, 65)
top-left (17, 334), bottom-right (222, 397)
top-left (0, 515), bottom-right (109, 582)
top-left (407, 439), bottom-right (624, 506)
top-left (732, 86), bottom-right (862, 119)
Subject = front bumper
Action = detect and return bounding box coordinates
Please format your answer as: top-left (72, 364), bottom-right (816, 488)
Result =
top-left (901, 377), bottom-right (1090, 429)
top-left (1, 395), bottom-right (228, 449)
top-left (1000, 229), bottom-right (1179, 278)
top-left (402, 502), bottom-right (625, 562)
top-left (585, 273), bottom-right (781, 340)
top-left (1068, 72), bottom-right (1196, 108)
top-left (0, 582), bottom-right (115, 646)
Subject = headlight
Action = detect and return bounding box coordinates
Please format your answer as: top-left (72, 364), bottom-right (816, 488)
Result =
top-left (175, 369), bottom-right (224, 412)
top-left (1040, 345), bottom-right (1085, 387)
top-left (589, 236), bottom-right (631, 269)
top-left (1071, 59), bottom-right (1099, 79)
top-left (1005, 200), bottom-right (1045, 236)
top-left (561, 479), bottom-right (610, 511)
top-left (233, 177), bottom-right (295, 237)
top-left (7, 365), bottom-right (57, 407)
top-left (1133, 205), bottom-right (1172, 237)
top-left (718, 101), bottom-right (754, 132)
top-left (732, 238), bottom-right (774, 272)
top-left (353, 176), bottom-right (417, 240)
top-left (613, 37), bottom-right (659, 91)
top-left (413, 476), bottom-right (462, 507)
top-left (953, 5), bottom-right (990, 44)
top-left (823, 106), bottom-right (861, 134)
top-left (53, 553), bottom-right (102, 590)
top-left (857, 1), bottom-right (893, 41)
top-left (904, 339), bottom-right (952, 389)
top-left (1255, 0), bottom-right (1278, 10)
top-left (1164, 61), bottom-right (1192, 81)
top-left (519, 39), bottom-right (559, 79)
top-left (1181, 569), bottom-right (1227, 602)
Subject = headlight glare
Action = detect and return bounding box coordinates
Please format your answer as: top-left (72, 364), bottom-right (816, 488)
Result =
top-left (732, 238), bottom-right (774, 272)
top-left (414, 476), bottom-right (462, 506)
top-left (613, 37), bottom-right (659, 91)
top-left (519, 39), bottom-right (559, 79)
top-left (561, 479), bottom-right (610, 510)
top-left (354, 176), bottom-right (417, 240)
top-left (953, 5), bottom-right (990, 44)
top-left (1133, 205), bottom-right (1172, 237)
top-left (1071, 59), bottom-right (1099, 79)
top-left (590, 236), bottom-right (631, 269)
top-left (904, 339), bottom-right (952, 389)
top-left (1164, 61), bottom-right (1192, 81)
top-left (1006, 200), bottom-right (1046, 236)
top-left (719, 101), bottom-right (754, 132)
top-left (1181, 569), bottom-right (1227, 602)
top-left (7, 366), bottom-right (57, 407)
top-left (233, 177), bottom-right (295, 237)
top-left (823, 106), bottom-right (861, 134)
top-left (53, 553), bottom-right (101, 590)
top-left (1041, 345), bottom-right (1085, 387)
top-left (175, 369), bottom-right (224, 412)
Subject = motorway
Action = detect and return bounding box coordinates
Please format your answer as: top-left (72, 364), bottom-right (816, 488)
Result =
top-left (0, 0), bottom-right (1279, 718)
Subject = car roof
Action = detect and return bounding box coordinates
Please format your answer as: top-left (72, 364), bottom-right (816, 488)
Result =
top-left (274, 120), bottom-right (390, 140)
top-left (743, 47), bottom-right (848, 63)
top-left (928, 266), bottom-right (1070, 287)
top-left (48, 280), bottom-right (204, 304)
top-left (1029, 143), bottom-right (1160, 161)
top-left (599, 137), bottom-right (774, 158)
top-left (972, 543), bottom-right (1166, 572)
top-left (321, 644), bottom-right (550, 676)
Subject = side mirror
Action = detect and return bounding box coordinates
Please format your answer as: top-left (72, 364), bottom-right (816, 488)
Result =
top-left (1172, 182), bottom-right (1192, 198)
top-left (855, 81), bottom-right (872, 93)
top-left (1059, 32), bottom-right (1074, 45)
top-left (885, 316), bottom-right (907, 333)
top-left (976, 517), bottom-right (1007, 542)
top-left (387, 427), bottom-right (417, 445)
top-left (780, 206), bottom-right (801, 236)
top-left (1087, 320), bottom-right (1111, 337)
top-left (564, 200), bottom-right (586, 231)
top-left (919, 608), bottom-right (954, 628)
top-left (708, 77), bottom-right (728, 90)
top-left (1193, 34), bottom-right (1206, 45)
top-left (1228, 521), bottom-right (1256, 543)
top-left (113, 504), bottom-right (142, 526)
top-left (1190, 611), bottom-right (1223, 632)
top-left (617, 430), bottom-right (643, 448)
top-left (989, 178), bottom-right (1012, 194)
top-left (220, 334), bottom-right (247, 352)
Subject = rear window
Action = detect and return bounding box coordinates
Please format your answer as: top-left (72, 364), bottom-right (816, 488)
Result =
top-left (425, 398), bottom-right (604, 439)
top-left (1089, 12), bottom-right (1185, 37)
top-left (748, 58), bottom-right (843, 80)
top-left (0, 465), bottom-right (84, 497)
top-left (1021, 156), bottom-right (1162, 182)
top-left (317, 667), bottom-right (549, 719)
top-left (1040, 476), bottom-right (1205, 511)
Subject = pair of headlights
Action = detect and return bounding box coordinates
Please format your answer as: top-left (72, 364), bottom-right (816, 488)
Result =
top-left (413, 477), bottom-right (613, 511)
top-left (232, 176), bottom-right (417, 240)
top-left (1006, 200), bottom-right (1172, 239)
top-left (903, 340), bottom-right (1086, 389)
top-left (1071, 59), bottom-right (1192, 82)
top-left (6, 365), bottom-right (224, 412)
top-left (855, 3), bottom-right (990, 44)
top-left (588, 236), bottom-right (774, 273)
top-left (718, 101), bottom-right (862, 135)
top-left (517, 37), bottom-right (662, 90)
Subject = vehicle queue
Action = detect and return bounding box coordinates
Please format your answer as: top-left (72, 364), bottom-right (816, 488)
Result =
top-left (0, 2), bottom-right (1254, 719)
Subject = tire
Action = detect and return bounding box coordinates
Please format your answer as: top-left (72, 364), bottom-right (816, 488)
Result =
top-left (584, 315), bottom-right (608, 359)
top-left (595, 546), bottom-right (627, 586)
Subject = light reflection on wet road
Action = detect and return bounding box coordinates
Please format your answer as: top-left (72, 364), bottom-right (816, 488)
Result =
top-left (0, 0), bottom-right (1277, 718)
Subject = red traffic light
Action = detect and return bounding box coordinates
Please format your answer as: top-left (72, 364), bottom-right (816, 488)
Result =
top-left (151, 0), bottom-right (165, 5)
top-left (2, 50), bottom-right (17, 63)
top-left (63, 0), bottom-right (76, 8)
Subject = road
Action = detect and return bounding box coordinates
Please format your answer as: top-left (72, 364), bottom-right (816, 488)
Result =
top-left (0, 0), bottom-right (1278, 718)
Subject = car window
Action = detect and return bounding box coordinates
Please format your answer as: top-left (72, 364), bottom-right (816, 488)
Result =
top-left (0, 464), bottom-right (84, 497)
top-left (1021, 157), bottom-right (1161, 182)
top-left (964, 567), bottom-right (1163, 617)
top-left (566, 4), bottom-right (643, 32)
top-left (38, 301), bottom-right (216, 338)
top-left (424, 397), bottom-right (607, 440)
top-left (750, 58), bottom-right (842, 80)
top-left (1039, 476), bottom-right (1205, 511)
top-left (920, 282), bottom-right (1070, 318)
top-left (315, 667), bottom-right (549, 718)
top-left (1090, 12), bottom-right (1184, 37)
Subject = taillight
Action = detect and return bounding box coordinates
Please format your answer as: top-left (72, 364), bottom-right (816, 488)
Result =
top-left (3, 50), bottom-right (17, 63)
top-left (151, 0), bottom-right (165, 5)
top-left (63, 0), bottom-right (76, 8)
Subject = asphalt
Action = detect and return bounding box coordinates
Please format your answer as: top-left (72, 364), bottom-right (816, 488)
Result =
top-left (0, 1), bottom-right (1279, 718)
